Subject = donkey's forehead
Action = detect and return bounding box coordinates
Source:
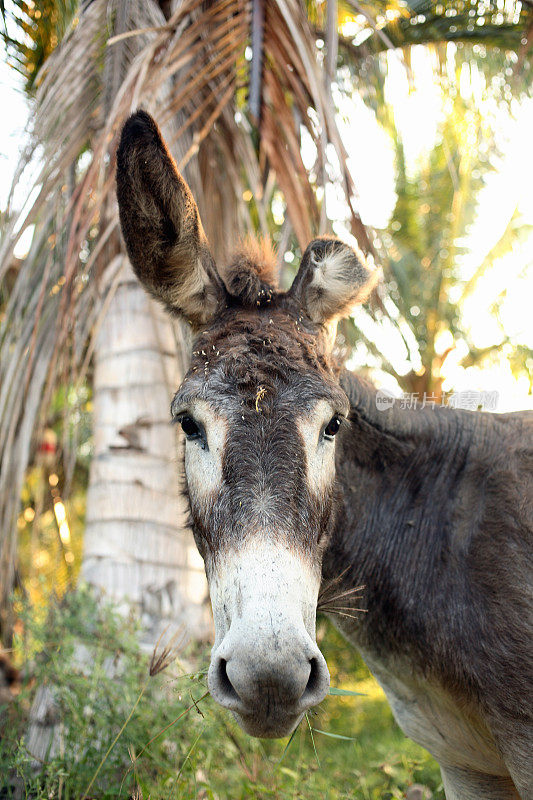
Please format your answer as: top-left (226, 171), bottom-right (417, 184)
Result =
top-left (172, 373), bottom-right (349, 419)
top-left (192, 305), bottom-right (320, 358)
top-left (172, 308), bottom-right (348, 417)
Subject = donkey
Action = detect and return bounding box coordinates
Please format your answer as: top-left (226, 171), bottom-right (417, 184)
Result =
top-left (116, 111), bottom-right (533, 800)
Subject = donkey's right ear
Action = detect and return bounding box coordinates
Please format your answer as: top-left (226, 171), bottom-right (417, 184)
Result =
top-left (116, 110), bottom-right (225, 328)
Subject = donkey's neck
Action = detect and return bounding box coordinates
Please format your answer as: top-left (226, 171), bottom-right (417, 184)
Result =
top-left (341, 370), bottom-right (470, 447)
top-left (324, 370), bottom-right (482, 668)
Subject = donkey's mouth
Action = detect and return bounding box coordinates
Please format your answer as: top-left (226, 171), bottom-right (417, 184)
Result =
top-left (232, 707), bottom-right (305, 739)
top-left (208, 671), bottom-right (310, 738)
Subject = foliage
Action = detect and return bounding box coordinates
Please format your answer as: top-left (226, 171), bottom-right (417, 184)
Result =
top-left (334, 0), bottom-right (533, 59)
top-left (339, 41), bottom-right (533, 398)
top-left (16, 380), bottom-right (91, 610)
top-left (2, 0), bottom-right (79, 92)
top-left (371, 85), bottom-right (500, 395)
top-left (1, 587), bottom-right (443, 799)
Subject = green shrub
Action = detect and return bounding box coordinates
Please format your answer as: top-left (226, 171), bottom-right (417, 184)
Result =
top-left (0, 587), bottom-right (442, 799)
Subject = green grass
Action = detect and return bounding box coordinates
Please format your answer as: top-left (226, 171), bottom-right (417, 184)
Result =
top-left (0, 587), bottom-right (443, 799)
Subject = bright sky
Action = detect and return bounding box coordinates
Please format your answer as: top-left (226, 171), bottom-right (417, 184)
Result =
top-left (1, 40), bottom-right (531, 411)
top-left (0, 56), bottom-right (28, 212)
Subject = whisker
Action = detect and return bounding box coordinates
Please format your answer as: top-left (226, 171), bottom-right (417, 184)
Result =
top-left (319, 582), bottom-right (365, 598)
top-left (328, 584), bottom-right (365, 597)
top-left (323, 566), bottom-right (351, 586)
top-left (323, 610), bottom-right (362, 620)
top-left (318, 586), bottom-right (365, 605)
top-left (318, 567), bottom-right (351, 597)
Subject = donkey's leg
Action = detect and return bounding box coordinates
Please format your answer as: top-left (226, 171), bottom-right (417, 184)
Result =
top-left (440, 765), bottom-right (521, 800)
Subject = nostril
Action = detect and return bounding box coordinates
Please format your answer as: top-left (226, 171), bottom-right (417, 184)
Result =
top-left (298, 653), bottom-right (329, 710)
top-left (217, 658), bottom-right (241, 703)
top-left (305, 657), bottom-right (320, 695)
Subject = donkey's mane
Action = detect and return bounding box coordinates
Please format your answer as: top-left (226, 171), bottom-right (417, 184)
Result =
top-left (221, 236), bottom-right (279, 308)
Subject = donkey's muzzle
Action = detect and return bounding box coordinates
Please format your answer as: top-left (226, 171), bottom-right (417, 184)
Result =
top-left (208, 635), bottom-right (330, 738)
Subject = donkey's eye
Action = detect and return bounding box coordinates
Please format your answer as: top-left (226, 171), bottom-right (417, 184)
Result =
top-left (180, 415), bottom-right (201, 440)
top-left (324, 416), bottom-right (342, 439)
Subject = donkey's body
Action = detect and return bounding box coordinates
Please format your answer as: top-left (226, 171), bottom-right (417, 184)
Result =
top-left (327, 372), bottom-right (533, 798)
top-left (116, 111), bottom-right (533, 800)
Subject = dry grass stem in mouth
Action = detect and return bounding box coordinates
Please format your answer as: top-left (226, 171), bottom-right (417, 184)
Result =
top-left (149, 626), bottom-right (186, 677)
top-left (305, 713), bottom-right (320, 767)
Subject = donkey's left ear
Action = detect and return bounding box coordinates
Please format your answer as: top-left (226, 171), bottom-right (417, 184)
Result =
top-left (289, 237), bottom-right (380, 326)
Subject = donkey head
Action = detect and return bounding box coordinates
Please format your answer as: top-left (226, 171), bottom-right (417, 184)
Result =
top-left (117, 111), bottom-right (377, 738)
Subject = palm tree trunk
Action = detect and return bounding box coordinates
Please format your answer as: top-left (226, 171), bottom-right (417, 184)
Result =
top-left (82, 256), bottom-right (210, 644)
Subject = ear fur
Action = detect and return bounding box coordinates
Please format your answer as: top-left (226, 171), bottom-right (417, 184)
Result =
top-left (290, 237), bottom-right (379, 325)
top-left (116, 110), bottom-right (225, 328)
top-left (221, 236), bottom-right (278, 307)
